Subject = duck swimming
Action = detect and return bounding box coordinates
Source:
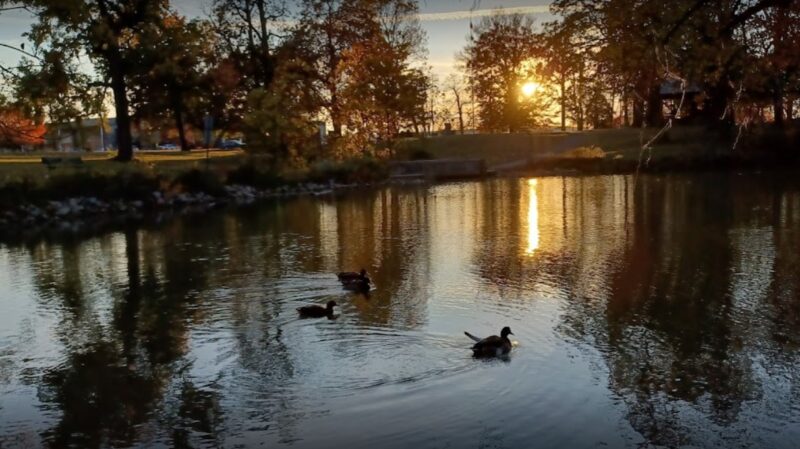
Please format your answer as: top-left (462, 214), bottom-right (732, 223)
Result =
top-left (338, 269), bottom-right (370, 283)
top-left (337, 269), bottom-right (371, 292)
top-left (297, 300), bottom-right (337, 318)
top-left (464, 326), bottom-right (514, 357)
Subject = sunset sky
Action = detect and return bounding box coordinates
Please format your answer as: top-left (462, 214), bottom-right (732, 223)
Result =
top-left (0, 1), bottom-right (553, 81)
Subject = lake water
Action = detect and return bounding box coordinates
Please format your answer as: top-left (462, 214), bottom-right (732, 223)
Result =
top-left (2, 174), bottom-right (800, 448)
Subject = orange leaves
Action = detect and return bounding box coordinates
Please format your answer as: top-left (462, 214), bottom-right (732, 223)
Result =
top-left (0, 109), bottom-right (47, 147)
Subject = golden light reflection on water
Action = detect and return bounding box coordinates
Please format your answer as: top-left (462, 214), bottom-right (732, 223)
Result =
top-left (526, 178), bottom-right (540, 255)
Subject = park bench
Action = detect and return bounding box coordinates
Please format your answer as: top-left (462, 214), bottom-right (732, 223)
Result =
top-left (41, 157), bottom-right (84, 169)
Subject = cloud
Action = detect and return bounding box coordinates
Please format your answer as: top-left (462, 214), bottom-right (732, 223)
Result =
top-left (416, 6), bottom-right (551, 22)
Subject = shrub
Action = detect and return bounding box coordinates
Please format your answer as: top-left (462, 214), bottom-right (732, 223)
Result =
top-left (308, 157), bottom-right (388, 184)
top-left (227, 162), bottom-right (284, 188)
top-left (0, 166), bottom-right (162, 208)
top-left (562, 146), bottom-right (607, 159)
top-left (173, 169), bottom-right (225, 195)
top-left (409, 148), bottom-right (434, 160)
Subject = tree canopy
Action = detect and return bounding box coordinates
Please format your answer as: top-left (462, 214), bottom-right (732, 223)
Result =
top-left (1, 0), bottom-right (798, 160)
top-left (456, 1), bottom-right (800, 132)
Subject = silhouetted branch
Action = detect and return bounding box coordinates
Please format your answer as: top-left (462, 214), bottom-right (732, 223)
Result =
top-left (661, 0), bottom-right (708, 44)
top-left (722, 0), bottom-right (794, 35)
top-left (662, 0), bottom-right (793, 44)
top-left (0, 43), bottom-right (40, 61)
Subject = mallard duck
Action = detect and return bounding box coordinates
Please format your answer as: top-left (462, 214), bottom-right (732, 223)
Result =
top-left (297, 300), bottom-right (337, 318)
top-left (338, 269), bottom-right (370, 283)
top-left (337, 269), bottom-right (371, 292)
top-left (464, 326), bottom-right (514, 357)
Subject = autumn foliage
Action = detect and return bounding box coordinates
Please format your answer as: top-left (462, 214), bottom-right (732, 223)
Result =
top-left (0, 109), bottom-right (46, 148)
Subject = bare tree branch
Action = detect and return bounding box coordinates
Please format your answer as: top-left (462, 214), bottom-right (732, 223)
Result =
top-left (0, 42), bottom-right (40, 61)
top-left (662, 0), bottom-right (793, 44)
top-left (0, 5), bottom-right (29, 12)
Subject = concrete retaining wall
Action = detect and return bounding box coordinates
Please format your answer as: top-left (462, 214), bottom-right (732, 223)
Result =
top-left (389, 159), bottom-right (487, 181)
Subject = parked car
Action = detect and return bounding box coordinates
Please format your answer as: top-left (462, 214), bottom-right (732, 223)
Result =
top-left (157, 143), bottom-right (179, 150)
top-left (220, 139), bottom-right (246, 149)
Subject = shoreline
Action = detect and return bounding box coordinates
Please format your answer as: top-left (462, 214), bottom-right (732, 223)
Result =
top-left (0, 181), bottom-right (379, 243)
top-left (3, 153), bottom-right (799, 243)
top-left (501, 152), bottom-right (800, 178)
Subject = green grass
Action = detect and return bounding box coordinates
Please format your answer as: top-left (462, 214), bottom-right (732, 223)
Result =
top-left (394, 127), bottom-right (734, 168)
top-left (0, 149), bottom-right (246, 187)
top-left (0, 148), bottom-right (391, 209)
top-left (1, 126), bottom-right (795, 207)
top-left (395, 132), bottom-right (575, 166)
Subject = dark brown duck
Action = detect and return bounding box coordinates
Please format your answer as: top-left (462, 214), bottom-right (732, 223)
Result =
top-left (464, 326), bottom-right (514, 357)
top-left (297, 300), bottom-right (337, 318)
top-left (337, 269), bottom-right (371, 292)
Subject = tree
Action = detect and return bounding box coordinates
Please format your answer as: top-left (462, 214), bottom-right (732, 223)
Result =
top-left (462, 12), bottom-right (543, 132)
top-left (5, 41), bottom-right (107, 139)
top-left (131, 14), bottom-right (216, 151)
top-left (13, 0), bottom-right (170, 161)
top-left (444, 74), bottom-right (469, 134)
top-left (243, 38), bottom-right (320, 166)
top-left (0, 105), bottom-right (46, 148)
top-left (210, 0), bottom-right (284, 91)
top-left (338, 36), bottom-right (429, 149)
top-left (551, 0), bottom-right (798, 128)
top-left (203, 58), bottom-right (247, 141)
top-left (746, 2), bottom-right (800, 126)
top-left (295, 0), bottom-right (373, 137)
top-left (200, 0), bottom-right (287, 139)
top-left (538, 23), bottom-right (584, 131)
top-left (292, 0), bottom-right (427, 156)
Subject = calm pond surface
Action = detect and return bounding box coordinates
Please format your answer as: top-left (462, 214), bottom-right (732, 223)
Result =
top-left (2, 174), bottom-right (800, 448)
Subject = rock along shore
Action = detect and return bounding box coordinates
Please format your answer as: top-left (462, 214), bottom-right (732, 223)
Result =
top-left (0, 182), bottom-right (373, 240)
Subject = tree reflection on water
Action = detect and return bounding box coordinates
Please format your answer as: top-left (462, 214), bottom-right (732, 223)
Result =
top-left (1, 174), bottom-right (800, 447)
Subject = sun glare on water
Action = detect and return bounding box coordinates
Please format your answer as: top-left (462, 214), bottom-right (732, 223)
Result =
top-left (526, 178), bottom-right (540, 255)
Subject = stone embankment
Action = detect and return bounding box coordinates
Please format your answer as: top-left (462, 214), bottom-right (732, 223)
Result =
top-left (0, 182), bottom-right (353, 235)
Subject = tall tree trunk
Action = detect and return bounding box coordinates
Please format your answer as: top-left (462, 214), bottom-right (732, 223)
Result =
top-left (331, 102), bottom-right (342, 136)
top-left (173, 93), bottom-right (189, 152)
top-left (109, 52), bottom-right (134, 161)
top-left (560, 75), bottom-right (566, 131)
top-left (575, 67), bottom-right (586, 131)
top-left (632, 97), bottom-right (644, 127)
top-left (255, 0), bottom-right (273, 88)
top-left (705, 28), bottom-right (739, 129)
top-left (646, 83), bottom-right (663, 127)
top-left (705, 77), bottom-right (735, 128)
top-left (773, 84), bottom-right (785, 127)
top-left (329, 77), bottom-right (342, 136)
top-left (622, 91), bottom-right (629, 127)
top-left (453, 89), bottom-right (464, 134)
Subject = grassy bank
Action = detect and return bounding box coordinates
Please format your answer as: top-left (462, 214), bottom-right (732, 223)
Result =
top-left (395, 128), bottom-right (676, 166)
top-left (395, 125), bottom-right (800, 174)
top-left (0, 150), bottom-right (387, 211)
top-left (3, 125), bottom-right (798, 210)
top-left (0, 149), bottom-right (246, 186)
